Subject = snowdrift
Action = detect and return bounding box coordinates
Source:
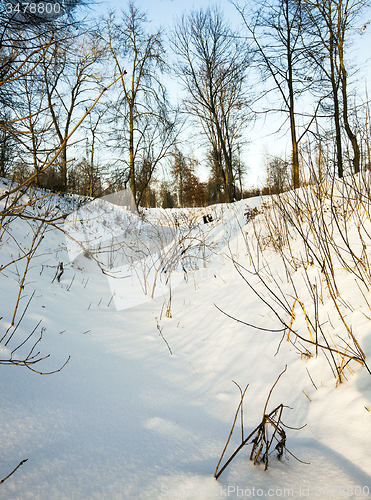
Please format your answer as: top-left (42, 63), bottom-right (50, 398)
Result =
top-left (0, 177), bottom-right (370, 499)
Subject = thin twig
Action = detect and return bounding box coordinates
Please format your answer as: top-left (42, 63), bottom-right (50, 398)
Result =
top-left (0, 459), bottom-right (28, 485)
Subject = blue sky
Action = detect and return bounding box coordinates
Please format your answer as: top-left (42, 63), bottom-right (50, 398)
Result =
top-left (99, 0), bottom-right (242, 30)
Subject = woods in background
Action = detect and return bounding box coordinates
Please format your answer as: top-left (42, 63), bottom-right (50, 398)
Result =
top-left (1, 0), bottom-right (370, 207)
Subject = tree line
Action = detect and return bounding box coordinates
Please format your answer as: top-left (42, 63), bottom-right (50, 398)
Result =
top-left (1, 0), bottom-right (370, 208)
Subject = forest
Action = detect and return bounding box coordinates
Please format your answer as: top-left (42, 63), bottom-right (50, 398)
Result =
top-left (1, 0), bottom-right (371, 208)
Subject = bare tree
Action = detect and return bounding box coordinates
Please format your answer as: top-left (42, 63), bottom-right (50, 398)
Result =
top-left (266, 155), bottom-right (291, 193)
top-left (100, 2), bottom-right (178, 206)
top-left (79, 105), bottom-right (107, 197)
top-left (0, 0), bottom-right (100, 188)
top-left (0, 111), bottom-right (15, 178)
top-left (235, 0), bottom-right (321, 189)
top-left (171, 6), bottom-right (251, 202)
top-left (10, 52), bottom-right (54, 187)
top-left (302, 0), bottom-right (369, 175)
top-left (40, 32), bottom-right (107, 191)
top-left (300, 0), bottom-right (344, 177)
top-left (169, 149), bottom-right (204, 207)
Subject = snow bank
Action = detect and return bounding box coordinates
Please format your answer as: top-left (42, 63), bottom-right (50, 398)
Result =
top-left (0, 180), bottom-right (370, 499)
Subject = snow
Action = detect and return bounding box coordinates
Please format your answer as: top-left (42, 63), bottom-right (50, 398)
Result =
top-left (0, 179), bottom-right (370, 499)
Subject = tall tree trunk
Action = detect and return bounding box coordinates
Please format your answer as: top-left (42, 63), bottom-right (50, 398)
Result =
top-left (286, 0), bottom-right (300, 189)
top-left (332, 81), bottom-right (344, 177)
top-left (30, 127), bottom-right (39, 187)
top-left (290, 106), bottom-right (300, 188)
top-left (340, 63), bottom-right (360, 173)
top-left (209, 89), bottom-right (234, 202)
top-left (329, 31), bottom-right (343, 177)
top-left (61, 144), bottom-right (67, 192)
top-left (213, 113), bottom-right (234, 202)
top-left (89, 132), bottom-right (95, 197)
top-left (129, 104), bottom-right (136, 205)
top-left (337, 3), bottom-right (360, 173)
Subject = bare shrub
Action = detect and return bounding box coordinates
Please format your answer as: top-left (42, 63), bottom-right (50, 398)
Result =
top-left (226, 172), bottom-right (371, 385)
top-left (215, 367), bottom-right (307, 479)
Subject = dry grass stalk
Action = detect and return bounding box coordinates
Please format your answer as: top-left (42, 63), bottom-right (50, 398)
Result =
top-left (215, 367), bottom-right (307, 479)
top-left (229, 172), bottom-right (371, 384)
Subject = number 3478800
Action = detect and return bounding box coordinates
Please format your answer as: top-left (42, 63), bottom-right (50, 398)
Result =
top-left (5, 2), bottom-right (61, 14)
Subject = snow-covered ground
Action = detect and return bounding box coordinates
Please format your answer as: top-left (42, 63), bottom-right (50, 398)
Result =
top-left (0, 180), bottom-right (370, 499)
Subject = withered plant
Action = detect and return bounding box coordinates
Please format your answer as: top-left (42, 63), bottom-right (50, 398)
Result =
top-left (219, 169), bottom-right (371, 387)
top-left (215, 367), bottom-right (307, 479)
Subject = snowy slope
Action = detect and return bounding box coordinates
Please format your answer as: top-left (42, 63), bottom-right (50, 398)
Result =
top-left (0, 180), bottom-right (370, 499)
